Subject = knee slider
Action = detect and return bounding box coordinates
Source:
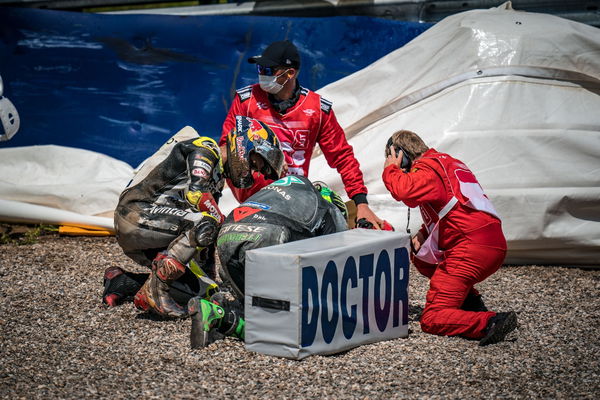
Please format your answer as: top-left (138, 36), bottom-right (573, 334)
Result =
top-left (192, 213), bottom-right (219, 249)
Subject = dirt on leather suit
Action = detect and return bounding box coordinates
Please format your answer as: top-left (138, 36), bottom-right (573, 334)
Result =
top-left (217, 175), bottom-right (348, 301)
top-left (113, 129), bottom-right (225, 315)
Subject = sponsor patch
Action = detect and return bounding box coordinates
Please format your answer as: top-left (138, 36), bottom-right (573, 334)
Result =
top-left (217, 232), bottom-right (261, 246)
top-left (241, 201), bottom-right (271, 210)
top-left (148, 206), bottom-right (188, 217)
top-left (237, 86), bottom-right (252, 102)
top-left (320, 98), bottom-right (332, 114)
top-left (220, 224), bottom-right (266, 234)
top-left (271, 176), bottom-right (305, 186)
top-left (192, 168), bottom-right (208, 177)
top-left (293, 131), bottom-right (309, 149)
top-left (233, 206), bottom-right (263, 222)
top-left (193, 160), bottom-right (212, 171)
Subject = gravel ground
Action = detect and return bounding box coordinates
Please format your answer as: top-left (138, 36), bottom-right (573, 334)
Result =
top-left (1, 233), bottom-right (599, 399)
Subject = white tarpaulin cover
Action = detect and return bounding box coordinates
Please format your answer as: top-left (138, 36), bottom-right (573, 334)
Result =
top-left (310, 2), bottom-right (600, 265)
top-left (0, 145), bottom-right (132, 225)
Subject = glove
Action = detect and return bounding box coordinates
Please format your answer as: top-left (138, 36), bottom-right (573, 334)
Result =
top-left (186, 190), bottom-right (224, 224)
top-left (356, 218), bottom-right (395, 231)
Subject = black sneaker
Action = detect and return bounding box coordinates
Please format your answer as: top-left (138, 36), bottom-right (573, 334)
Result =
top-left (461, 293), bottom-right (488, 312)
top-left (479, 311), bottom-right (518, 346)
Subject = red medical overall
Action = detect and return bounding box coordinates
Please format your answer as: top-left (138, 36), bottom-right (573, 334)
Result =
top-left (383, 149), bottom-right (507, 338)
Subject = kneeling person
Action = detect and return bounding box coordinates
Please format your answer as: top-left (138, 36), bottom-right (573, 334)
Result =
top-left (188, 175), bottom-right (348, 348)
top-left (104, 118), bottom-right (284, 318)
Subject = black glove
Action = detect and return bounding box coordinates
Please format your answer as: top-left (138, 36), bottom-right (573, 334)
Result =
top-left (356, 218), bottom-right (374, 229)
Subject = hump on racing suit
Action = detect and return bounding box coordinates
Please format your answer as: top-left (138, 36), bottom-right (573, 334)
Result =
top-left (115, 128), bottom-right (226, 269)
top-left (217, 175), bottom-right (348, 297)
top-left (228, 175), bottom-right (347, 237)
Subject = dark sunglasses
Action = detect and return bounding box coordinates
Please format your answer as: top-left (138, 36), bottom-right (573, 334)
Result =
top-left (256, 64), bottom-right (281, 76)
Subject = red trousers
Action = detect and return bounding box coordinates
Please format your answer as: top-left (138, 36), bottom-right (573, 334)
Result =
top-left (413, 225), bottom-right (507, 339)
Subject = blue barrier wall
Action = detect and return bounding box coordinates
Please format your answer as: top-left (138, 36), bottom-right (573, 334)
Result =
top-left (0, 7), bottom-right (430, 166)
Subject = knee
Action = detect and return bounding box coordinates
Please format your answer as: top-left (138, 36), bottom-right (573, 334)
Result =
top-left (192, 215), bottom-right (219, 248)
top-left (419, 308), bottom-right (438, 334)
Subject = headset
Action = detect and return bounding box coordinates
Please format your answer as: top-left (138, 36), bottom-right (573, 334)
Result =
top-left (386, 137), bottom-right (412, 170)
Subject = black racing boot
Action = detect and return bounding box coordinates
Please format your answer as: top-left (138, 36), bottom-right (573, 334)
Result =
top-left (102, 267), bottom-right (146, 307)
top-left (461, 293), bottom-right (488, 312)
top-left (479, 311), bottom-right (518, 346)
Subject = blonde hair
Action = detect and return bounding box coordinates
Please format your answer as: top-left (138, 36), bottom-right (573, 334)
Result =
top-left (384, 130), bottom-right (429, 160)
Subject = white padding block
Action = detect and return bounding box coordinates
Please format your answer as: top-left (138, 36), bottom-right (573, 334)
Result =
top-left (245, 229), bottom-right (410, 359)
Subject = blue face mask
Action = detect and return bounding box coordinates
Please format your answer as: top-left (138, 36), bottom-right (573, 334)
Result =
top-left (258, 69), bottom-right (290, 94)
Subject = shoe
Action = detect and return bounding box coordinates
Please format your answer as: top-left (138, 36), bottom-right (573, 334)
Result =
top-left (461, 293), bottom-right (488, 312)
top-left (133, 275), bottom-right (155, 312)
top-left (479, 311), bottom-right (518, 346)
top-left (188, 297), bottom-right (225, 349)
top-left (207, 293), bottom-right (245, 340)
top-left (133, 255), bottom-right (188, 318)
top-left (102, 267), bottom-right (144, 307)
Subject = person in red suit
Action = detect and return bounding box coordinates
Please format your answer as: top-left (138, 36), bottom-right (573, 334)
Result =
top-left (219, 40), bottom-right (385, 229)
top-left (382, 129), bottom-right (517, 346)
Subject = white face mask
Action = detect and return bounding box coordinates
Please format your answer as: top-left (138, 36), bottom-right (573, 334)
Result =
top-left (259, 69), bottom-right (290, 94)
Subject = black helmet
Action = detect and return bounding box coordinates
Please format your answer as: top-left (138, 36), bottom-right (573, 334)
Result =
top-left (226, 116), bottom-right (284, 189)
top-left (313, 181), bottom-right (348, 220)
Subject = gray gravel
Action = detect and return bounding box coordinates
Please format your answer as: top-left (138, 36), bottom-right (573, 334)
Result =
top-left (1, 234), bottom-right (599, 399)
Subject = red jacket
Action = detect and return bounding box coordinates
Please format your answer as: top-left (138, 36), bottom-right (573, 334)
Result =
top-left (220, 83), bottom-right (367, 202)
top-left (382, 148), bottom-right (505, 252)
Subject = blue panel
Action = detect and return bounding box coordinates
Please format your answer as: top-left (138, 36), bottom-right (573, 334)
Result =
top-left (0, 7), bottom-right (430, 167)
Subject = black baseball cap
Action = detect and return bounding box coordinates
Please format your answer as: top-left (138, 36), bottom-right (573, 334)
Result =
top-left (248, 40), bottom-right (300, 69)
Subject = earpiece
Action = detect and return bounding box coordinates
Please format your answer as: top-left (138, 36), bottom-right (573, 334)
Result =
top-left (386, 137), bottom-right (412, 170)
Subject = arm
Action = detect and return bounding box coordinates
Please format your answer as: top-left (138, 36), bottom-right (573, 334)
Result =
top-left (185, 138), bottom-right (225, 223)
top-left (381, 162), bottom-right (442, 208)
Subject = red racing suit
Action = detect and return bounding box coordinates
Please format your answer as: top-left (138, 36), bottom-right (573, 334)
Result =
top-left (382, 148), bottom-right (507, 339)
top-left (220, 83), bottom-right (367, 202)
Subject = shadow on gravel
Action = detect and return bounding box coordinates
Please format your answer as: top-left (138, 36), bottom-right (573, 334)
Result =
top-left (134, 312), bottom-right (184, 322)
top-left (409, 304), bottom-right (423, 321)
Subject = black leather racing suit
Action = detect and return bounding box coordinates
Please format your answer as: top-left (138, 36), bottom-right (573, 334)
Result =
top-left (114, 133), bottom-right (224, 302)
top-left (217, 175), bottom-right (348, 299)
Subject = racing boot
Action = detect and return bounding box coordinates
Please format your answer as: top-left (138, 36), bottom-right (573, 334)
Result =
top-left (102, 267), bottom-right (147, 307)
top-left (479, 311), bottom-right (518, 346)
top-left (133, 254), bottom-right (188, 318)
top-left (188, 294), bottom-right (245, 349)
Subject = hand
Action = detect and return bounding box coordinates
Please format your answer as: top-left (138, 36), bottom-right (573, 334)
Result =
top-left (411, 231), bottom-right (425, 253)
top-left (384, 145), bottom-right (403, 170)
top-left (356, 203), bottom-right (384, 230)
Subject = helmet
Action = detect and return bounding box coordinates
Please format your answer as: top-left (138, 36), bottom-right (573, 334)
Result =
top-left (226, 116), bottom-right (284, 189)
top-left (313, 181), bottom-right (348, 220)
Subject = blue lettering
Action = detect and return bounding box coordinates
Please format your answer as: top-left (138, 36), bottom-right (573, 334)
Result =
top-left (394, 247), bottom-right (410, 327)
top-left (374, 250), bottom-right (392, 332)
top-left (321, 261), bottom-right (339, 344)
top-left (341, 256), bottom-right (357, 339)
top-left (300, 246), bottom-right (409, 348)
top-left (359, 254), bottom-right (374, 334)
top-left (301, 266), bottom-right (319, 347)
